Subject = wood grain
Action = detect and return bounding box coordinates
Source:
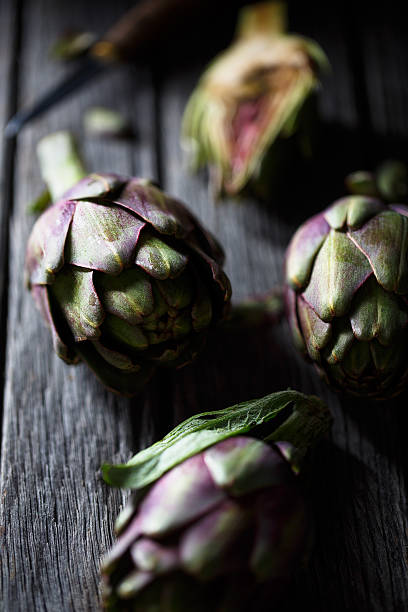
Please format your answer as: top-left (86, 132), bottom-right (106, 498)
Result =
top-left (0, 0), bottom-right (20, 440)
top-left (1, 1), bottom-right (408, 611)
top-left (0, 1), bottom-right (155, 610)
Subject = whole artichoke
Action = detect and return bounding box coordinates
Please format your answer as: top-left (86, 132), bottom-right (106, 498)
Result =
top-left (285, 195), bottom-right (408, 399)
top-left (182, 2), bottom-right (327, 197)
top-left (102, 436), bottom-right (307, 611)
top-left (26, 173), bottom-right (231, 396)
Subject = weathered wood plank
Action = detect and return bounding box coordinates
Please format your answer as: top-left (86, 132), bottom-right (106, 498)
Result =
top-left (0, 0), bottom-right (20, 438)
top-left (159, 6), bottom-right (408, 612)
top-left (0, 1), bottom-right (156, 610)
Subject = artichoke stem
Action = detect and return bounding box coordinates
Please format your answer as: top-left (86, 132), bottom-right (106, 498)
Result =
top-left (37, 130), bottom-right (87, 202)
top-left (235, 1), bottom-right (287, 40)
top-left (266, 396), bottom-right (331, 468)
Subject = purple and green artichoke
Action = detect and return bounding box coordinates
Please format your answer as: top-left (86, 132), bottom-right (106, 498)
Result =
top-left (182, 2), bottom-right (327, 197)
top-left (285, 195), bottom-right (408, 399)
top-left (101, 390), bottom-right (331, 611)
top-left (26, 173), bottom-right (231, 396)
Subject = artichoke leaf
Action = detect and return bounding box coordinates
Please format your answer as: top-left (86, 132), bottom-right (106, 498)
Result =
top-left (349, 210), bottom-right (408, 294)
top-left (96, 268), bottom-right (154, 325)
top-left (66, 201), bottom-right (145, 274)
top-left (50, 268), bottom-right (103, 341)
top-left (350, 278), bottom-right (408, 345)
top-left (135, 231), bottom-right (188, 280)
top-left (101, 390), bottom-right (326, 489)
top-left (303, 229), bottom-right (372, 321)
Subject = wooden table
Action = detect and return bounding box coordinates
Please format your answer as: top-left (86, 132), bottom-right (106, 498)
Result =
top-left (1, 1), bottom-right (408, 610)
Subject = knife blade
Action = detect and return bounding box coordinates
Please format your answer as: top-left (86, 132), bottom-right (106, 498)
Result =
top-left (4, 0), bottom-right (206, 138)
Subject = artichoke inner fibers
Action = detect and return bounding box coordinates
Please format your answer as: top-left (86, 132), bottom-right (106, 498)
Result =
top-left (285, 195), bottom-right (408, 399)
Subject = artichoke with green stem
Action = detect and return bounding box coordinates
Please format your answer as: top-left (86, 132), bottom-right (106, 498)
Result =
top-left (101, 390), bottom-right (331, 611)
top-left (25, 132), bottom-right (231, 396)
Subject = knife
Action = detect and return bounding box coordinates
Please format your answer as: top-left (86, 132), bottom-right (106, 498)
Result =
top-left (4, 0), bottom-right (206, 138)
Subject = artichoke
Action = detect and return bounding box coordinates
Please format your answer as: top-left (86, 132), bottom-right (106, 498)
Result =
top-left (182, 2), bottom-right (327, 197)
top-left (285, 195), bottom-right (408, 399)
top-left (101, 390), bottom-right (331, 611)
top-left (26, 134), bottom-right (231, 396)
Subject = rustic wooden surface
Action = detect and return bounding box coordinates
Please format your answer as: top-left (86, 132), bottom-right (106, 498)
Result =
top-left (1, 1), bottom-right (408, 610)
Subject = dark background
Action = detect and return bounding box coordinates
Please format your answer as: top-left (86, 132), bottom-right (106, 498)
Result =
top-left (0, 1), bottom-right (408, 610)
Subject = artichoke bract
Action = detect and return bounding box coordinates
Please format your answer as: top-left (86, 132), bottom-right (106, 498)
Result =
top-left (285, 195), bottom-right (408, 399)
top-left (101, 390), bottom-right (331, 611)
top-left (103, 437), bottom-right (306, 611)
top-left (26, 168), bottom-right (231, 396)
top-left (182, 2), bottom-right (327, 197)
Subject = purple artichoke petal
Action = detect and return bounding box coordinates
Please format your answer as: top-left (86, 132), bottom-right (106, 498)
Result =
top-left (285, 288), bottom-right (307, 354)
top-left (135, 232), bottom-right (189, 280)
top-left (115, 497), bottom-right (138, 535)
top-left (92, 340), bottom-right (141, 371)
top-left (285, 212), bottom-right (329, 291)
top-left (297, 297), bottom-right (331, 362)
top-left (95, 268), bottom-right (154, 325)
top-left (64, 172), bottom-right (126, 201)
top-left (349, 210), bottom-right (408, 294)
top-left (50, 268), bottom-right (104, 341)
top-left (180, 499), bottom-right (250, 580)
top-left (131, 538), bottom-right (179, 574)
top-left (117, 180), bottom-right (194, 239)
top-left (250, 488), bottom-right (307, 581)
top-left (322, 319), bottom-right (354, 365)
top-left (350, 277), bottom-right (408, 345)
top-left (102, 516), bottom-right (143, 572)
top-left (204, 437), bottom-right (293, 496)
top-left (303, 229), bottom-right (372, 321)
top-left (389, 203), bottom-right (408, 217)
top-left (137, 454), bottom-right (225, 538)
top-left (31, 285), bottom-right (78, 364)
top-left (66, 201), bottom-right (145, 275)
top-left (26, 199), bottom-right (76, 285)
top-left (187, 242), bottom-right (232, 305)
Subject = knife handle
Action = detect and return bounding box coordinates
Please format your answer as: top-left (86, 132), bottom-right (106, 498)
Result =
top-left (91, 0), bottom-right (205, 63)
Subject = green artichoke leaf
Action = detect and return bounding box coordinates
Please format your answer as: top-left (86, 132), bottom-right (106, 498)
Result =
top-left (50, 268), bottom-right (104, 341)
top-left (342, 341), bottom-right (371, 378)
top-left (285, 213), bottom-right (329, 291)
top-left (101, 390), bottom-right (327, 489)
top-left (297, 296), bottom-right (331, 361)
top-left (323, 196), bottom-right (383, 231)
top-left (135, 232), bottom-right (189, 280)
top-left (350, 277), bottom-right (408, 345)
top-left (154, 271), bottom-right (194, 310)
top-left (322, 318), bottom-right (354, 365)
top-left (66, 200), bottom-right (145, 275)
top-left (303, 229), bottom-right (372, 321)
top-left (349, 210), bottom-right (408, 294)
top-left (96, 268), bottom-right (154, 325)
top-left (323, 197), bottom-right (350, 229)
top-left (204, 437), bottom-right (292, 496)
top-left (180, 500), bottom-right (250, 580)
top-left (102, 315), bottom-right (149, 351)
